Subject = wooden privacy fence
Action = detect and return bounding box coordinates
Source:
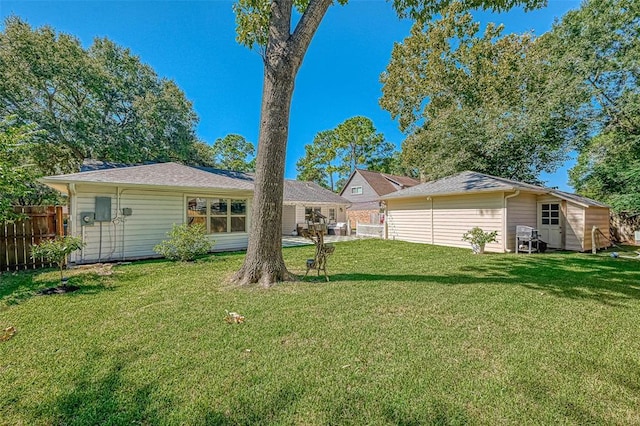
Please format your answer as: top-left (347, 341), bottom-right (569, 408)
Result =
top-left (1, 206), bottom-right (65, 272)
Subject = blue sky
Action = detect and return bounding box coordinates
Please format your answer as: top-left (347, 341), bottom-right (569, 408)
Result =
top-left (1, 0), bottom-right (581, 190)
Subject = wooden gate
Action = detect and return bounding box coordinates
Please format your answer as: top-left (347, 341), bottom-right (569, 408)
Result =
top-left (0, 206), bottom-right (65, 272)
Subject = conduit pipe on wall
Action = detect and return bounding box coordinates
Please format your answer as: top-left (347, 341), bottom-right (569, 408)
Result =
top-left (503, 190), bottom-right (520, 252)
top-left (68, 183), bottom-right (82, 262)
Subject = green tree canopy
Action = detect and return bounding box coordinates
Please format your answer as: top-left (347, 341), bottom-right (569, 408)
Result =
top-left (295, 130), bottom-right (338, 190)
top-left (334, 116), bottom-right (395, 174)
top-left (542, 0), bottom-right (640, 211)
top-left (0, 117), bottom-right (56, 222)
top-left (380, 3), bottom-right (576, 184)
top-left (296, 117), bottom-right (396, 191)
top-left (211, 134), bottom-right (256, 172)
top-left (0, 17), bottom-right (208, 175)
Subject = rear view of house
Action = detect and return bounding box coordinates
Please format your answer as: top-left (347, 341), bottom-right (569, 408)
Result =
top-left (41, 162), bottom-right (350, 264)
top-left (382, 171), bottom-right (610, 252)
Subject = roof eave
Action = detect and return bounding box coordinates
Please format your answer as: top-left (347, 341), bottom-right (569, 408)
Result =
top-left (381, 186), bottom-right (526, 200)
top-left (39, 178), bottom-right (254, 196)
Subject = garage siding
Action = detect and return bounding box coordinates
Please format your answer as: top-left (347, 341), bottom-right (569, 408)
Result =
top-left (386, 198), bottom-right (432, 243)
top-left (583, 207), bottom-right (611, 252)
top-left (565, 202), bottom-right (585, 251)
top-left (506, 193), bottom-right (538, 251)
top-left (432, 193), bottom-right (503, 251)
top-left (386, 193), bottom-right (504, 252)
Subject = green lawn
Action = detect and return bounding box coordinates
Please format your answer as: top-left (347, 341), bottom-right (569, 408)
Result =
top-left (1, 239), bottom-right (639, 425)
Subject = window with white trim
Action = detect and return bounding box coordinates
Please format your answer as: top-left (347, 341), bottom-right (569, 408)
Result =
top-left (305, 207), bottom-right (321, 220)
top-left (351, 186), bottom-right (363, 195)
top-left (187, 197), bottom-right (247, 233)
top-left (541, 203), bottom-right (560, 226)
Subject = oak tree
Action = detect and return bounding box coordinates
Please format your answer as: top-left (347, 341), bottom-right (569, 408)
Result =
top-left (544, 0), bottom-right (640, 211)
top-left (380, 3), bottom-right (574, 184)
top-left (0, 17), bottom-right (207, 174)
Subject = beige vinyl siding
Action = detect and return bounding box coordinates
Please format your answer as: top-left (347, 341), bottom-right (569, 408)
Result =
top-left (506, 193), bottom-right (538, 251)
top-left (282, 205), bottom-right (296, 235)
top-left (73, 185), bottom-right (184, 262)
top-left (386, 192), bottom-right (503, 252)
top-left (583, 206), bottom-right (611, 252)
top-left (336, 207), bottom-right (347, 223)
top-left (293, 204), bottom-right (346, 225)
top-left (386, 198), bottom-right (432, 243)
top-left (71, 184), bottom-right (250, 263)
top-left (432, 193), bottom-right (503, 252)
top-left (564, 202), bottom-right (585, 251)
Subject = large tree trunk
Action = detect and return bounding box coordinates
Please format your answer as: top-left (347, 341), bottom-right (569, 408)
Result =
top-left (233, 0), bottom-right (332, 287)
top-left (233, 62), bottom-right (297, 287)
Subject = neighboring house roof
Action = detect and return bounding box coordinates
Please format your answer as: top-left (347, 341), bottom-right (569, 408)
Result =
top-left (41, 162), bottom-right (350, 204)
top-left (339, 168), bottom-right (420, 197)
top-left (381, 171), bottom-right (608, 208)
top-left (283, 180), bottom-right (350, 204)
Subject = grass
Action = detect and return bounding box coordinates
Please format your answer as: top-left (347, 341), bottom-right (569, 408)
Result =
top-left (1, 239), bottom-right (640, 425)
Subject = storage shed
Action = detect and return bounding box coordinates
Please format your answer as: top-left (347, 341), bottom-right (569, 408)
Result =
top-left (381, 171), bottom-right (610, 252)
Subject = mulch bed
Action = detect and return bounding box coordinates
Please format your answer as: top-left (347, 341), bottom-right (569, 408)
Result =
top-left (38, 285), bottom-right (79, 295)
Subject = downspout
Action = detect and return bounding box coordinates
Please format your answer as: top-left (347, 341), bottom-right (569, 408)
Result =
top-left (503, 190), bottom-right (520, 253)
top-left (117, 187), bottom-right (129, 261)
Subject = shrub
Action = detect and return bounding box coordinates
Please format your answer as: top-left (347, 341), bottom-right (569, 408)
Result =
top-left (462, 227), bottom-right (498, 254)
top-left (154, 223), bottom-right (213, 261)
top-left (31, 236), bottom-right (84, 284)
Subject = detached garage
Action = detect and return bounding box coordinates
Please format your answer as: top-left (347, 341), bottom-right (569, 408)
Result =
top-left (381, 171), bottom-right (610, 253)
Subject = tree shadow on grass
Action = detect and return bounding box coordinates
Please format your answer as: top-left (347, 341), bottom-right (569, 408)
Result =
top-left (0, 269), bottom-right (116, 309)
top-left (329, 255), bottom-right (640, 306)
top-left (39, 354), bottom-right (164, 426)
top-left (203, 383), bottom-right (305, 425)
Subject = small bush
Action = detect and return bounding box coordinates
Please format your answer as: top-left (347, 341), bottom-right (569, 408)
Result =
top-left (31, 236), bottom-right (84, 283)
top-left (154, 223), bottom-right (213, 261)
top-left (462, 227), bottom-right (498, 254)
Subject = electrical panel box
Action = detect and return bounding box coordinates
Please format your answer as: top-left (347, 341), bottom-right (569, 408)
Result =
top-left (80, 212), bottom-right (95, 226)
top-left (122, 208), bottom-right (133, 216)
top-left (95, 197), bottom-right (112, 222)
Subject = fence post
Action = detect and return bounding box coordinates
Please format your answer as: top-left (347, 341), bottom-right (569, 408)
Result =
top-left (56, 206), bottom-right (64, 236)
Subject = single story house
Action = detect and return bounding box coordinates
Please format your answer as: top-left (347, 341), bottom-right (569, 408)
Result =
top-left (41, 162), bottom-right (350, 264)
top-left (381, 171), bottom-right (610, 252)
top-left (339, 168), bottom-right (419, 228)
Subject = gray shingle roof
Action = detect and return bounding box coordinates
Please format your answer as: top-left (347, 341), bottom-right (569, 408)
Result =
top-left (550, 190), bottom-right (609, 208)
top-left (42, 162), bottom-right (255, 190)
top-left (284, 180), bottom-right (350, 204)
top-left (355, 169), bottom-right (420, 196)
top-left (381, 171), bottom-right (607, 207)
top-left (42, 162), bottom-right (350, 204)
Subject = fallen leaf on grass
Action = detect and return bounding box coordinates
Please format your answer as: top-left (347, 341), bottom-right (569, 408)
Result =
top-left (1, 326), bottom-right (16, 342)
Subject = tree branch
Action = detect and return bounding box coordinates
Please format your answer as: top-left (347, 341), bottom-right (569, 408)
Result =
top-left (289, 0), bottom-right (332, 71)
